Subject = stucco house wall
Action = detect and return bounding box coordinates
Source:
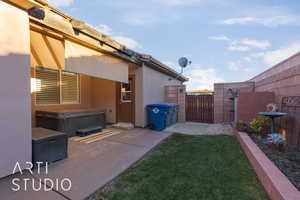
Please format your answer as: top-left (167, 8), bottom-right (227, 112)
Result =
top-left (135, 64), bottom-right (183, 127)
top-left (131, 66), bottom-right (144, 127)
top-left (0, 1), bottom-right (32, 178)
top-left (91, 78), bottom-right (117, 124)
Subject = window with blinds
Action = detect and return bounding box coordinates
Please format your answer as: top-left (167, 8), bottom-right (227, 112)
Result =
top-left (35, 68), bottom-right (80, 105)
top-left (61, 71), bottom-right (80, 104)
top-left (36, 68), bottom-right (60, 105)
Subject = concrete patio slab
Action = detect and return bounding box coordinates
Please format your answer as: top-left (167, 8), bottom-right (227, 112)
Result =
top-left (31, 128), bottom-right (171, 200)
top-left (105, 128), bottom-right (170, 148)
top-left (0, 128), bottom-right (171, 200)
top-left (165, 122), bottom-right (233, 135)
top-left (0, 172), bottom-right (67, 200)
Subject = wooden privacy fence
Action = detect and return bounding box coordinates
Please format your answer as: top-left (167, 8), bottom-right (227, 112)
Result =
top-left (186, 95), bottom-right (214, 123)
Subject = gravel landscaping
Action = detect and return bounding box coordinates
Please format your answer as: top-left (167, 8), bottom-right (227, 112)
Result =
top-left (251, 135), bottom-right (300, 191)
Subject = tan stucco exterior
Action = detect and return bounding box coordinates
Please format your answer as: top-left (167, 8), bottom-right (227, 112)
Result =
top-left (0, 1), bottom-right (32, 178)
top-left (31, 73), bottom-right (93, 126)
top-left (0, 0), bottom-right (188, 179)
top-left (91, 78), bottom-right (117, 123)
top-left (31, 74), bottom-right (118, 125)
top-left (65, 40), bottom-right (129, 83)
top-left (134, 64), bottom-right (183, 127)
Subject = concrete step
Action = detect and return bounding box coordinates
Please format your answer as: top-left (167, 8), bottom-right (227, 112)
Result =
top-left (112, 122), bottom-right (134, 130)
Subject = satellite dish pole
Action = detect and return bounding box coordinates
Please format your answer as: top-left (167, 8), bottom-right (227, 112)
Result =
top-left (170, 57), bottom-right (191, 81)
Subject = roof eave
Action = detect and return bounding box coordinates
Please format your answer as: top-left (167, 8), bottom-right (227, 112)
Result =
top-left (140, 55), bottom-right (188, 82)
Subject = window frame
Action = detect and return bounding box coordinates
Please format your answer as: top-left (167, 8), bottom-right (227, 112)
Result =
top-left (120, 82), bottom-right (132, 103)
top-left (35, 67), bottom-right (81, 105)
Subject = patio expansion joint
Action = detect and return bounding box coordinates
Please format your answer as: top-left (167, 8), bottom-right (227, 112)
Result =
top-left (104, 138), bottom-right (149, 148)
top-left (29, 173), bottom-right (71, 200)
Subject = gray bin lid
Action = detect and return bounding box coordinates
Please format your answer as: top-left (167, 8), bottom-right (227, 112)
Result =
top-left (32, 128), bottom-right (67, 142)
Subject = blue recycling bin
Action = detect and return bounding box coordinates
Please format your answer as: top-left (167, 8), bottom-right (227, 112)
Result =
top-left (171, 104), bottom-right (179, 124)
top-left (147, 104), bottom-right (179, 131)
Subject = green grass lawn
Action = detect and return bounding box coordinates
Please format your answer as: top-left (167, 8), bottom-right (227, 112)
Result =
top-left (89, 134), bottom-right (269, 200)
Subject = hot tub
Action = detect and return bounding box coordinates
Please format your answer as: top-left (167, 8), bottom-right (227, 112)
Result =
top-left (36, 109), bottom-right (106, 137)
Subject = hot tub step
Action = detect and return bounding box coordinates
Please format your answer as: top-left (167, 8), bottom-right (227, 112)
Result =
top-left (77, 126), bottom-right (103, 137)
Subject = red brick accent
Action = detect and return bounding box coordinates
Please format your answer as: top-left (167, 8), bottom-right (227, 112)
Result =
top-left (237, 92), bottom-right (275, 123)
top-left (235, 131), bottom-right (300, 200)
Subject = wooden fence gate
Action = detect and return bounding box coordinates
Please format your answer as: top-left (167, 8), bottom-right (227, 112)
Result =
top-left (186, 95), bottom-right (214, 123)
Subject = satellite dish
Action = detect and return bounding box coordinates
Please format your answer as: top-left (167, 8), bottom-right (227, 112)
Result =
top-left (178, 57), bottom-right (190, 68)
top-left (169, 57), bottom-right (191, 81)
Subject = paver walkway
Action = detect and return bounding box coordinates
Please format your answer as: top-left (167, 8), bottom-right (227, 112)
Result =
top-left (0, 128), bottom-right (171, 200)
top-left (165, 122), bottom-right (233, 135)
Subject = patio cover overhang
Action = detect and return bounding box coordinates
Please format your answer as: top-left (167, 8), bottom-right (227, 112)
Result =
top-left (30, 25), bottom-right (129, 83)
top-left (65, 40), bottom-right (129, 83)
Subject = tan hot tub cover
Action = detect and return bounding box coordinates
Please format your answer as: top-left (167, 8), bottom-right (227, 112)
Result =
top-left (65, 40), bottom-right (129, 83)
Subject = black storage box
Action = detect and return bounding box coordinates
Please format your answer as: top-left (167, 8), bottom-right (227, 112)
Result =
top-left (32, 128), bottom-right (68, 166)
top-left (36, 109), bottom-right (106, 137)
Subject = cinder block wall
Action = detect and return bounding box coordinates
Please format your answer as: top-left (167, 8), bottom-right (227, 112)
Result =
top-left (214, 52), bottom-right (300, 124)
top-left (214, 82), bottom-right (255, 123)
top-left (250, 52), bottom-right (300, 105)
top-left (165, 85), bottom-right (186, 122)
top-left (237, 92), bottom-right (275, 123)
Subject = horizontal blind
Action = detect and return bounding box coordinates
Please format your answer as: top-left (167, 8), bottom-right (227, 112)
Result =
top-left (36, 68), bottom-right (60, 104)
top-left (61, 71), bottom-right (80, 104)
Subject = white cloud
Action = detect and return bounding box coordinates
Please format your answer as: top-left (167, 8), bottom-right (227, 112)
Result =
top-left (113, 36), bottom-right (142, 49)
top-left (221, 16), bottom-right (300, 27)
top-left (186, 68), bottom-right (224, 90)
top-left (93, 24), bottom-right (113, 36)
top-left (226, 59), bottom-right (257, 74)
top-left (258, 42), bottom-right (300, 66)
top-left (50, 0), bottom-right (74, 7)
top-left (228, 62), bottom-right (239, 71)
top-left (242, 56), bottom-right (252, 62)
top-left (157, 0), bottom-right (206, 6)
top-left (91, 24), bottom-right (142, 50)
top-left (228, 45), bottom-right (250, 52)
top-left (240, 39), bottom-right (270, 49)
top-left (208, 35), bottom-right (230, 41)
top-left (222, 17), bottom-right (256, 25)
top-left (210, 35), bottom-right (271, 52)
top-left (122, 12), bottom-right (160, 26)
top-left (226, 42), bottom-right (300, 78)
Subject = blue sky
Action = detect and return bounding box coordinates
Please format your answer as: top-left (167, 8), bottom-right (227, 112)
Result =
top-left (51, 0), bottom-right (300, 90)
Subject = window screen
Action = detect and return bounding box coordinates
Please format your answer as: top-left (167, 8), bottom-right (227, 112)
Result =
top-left (36, 68), bottom-right (60, 105)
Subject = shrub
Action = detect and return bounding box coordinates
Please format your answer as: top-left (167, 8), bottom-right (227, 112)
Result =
top-left (250, 116), bottom-right (271, 136)
top-left (235, 120), bottom-right (255, 134)
top-left (235, 120), bottom-right (248, 132)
